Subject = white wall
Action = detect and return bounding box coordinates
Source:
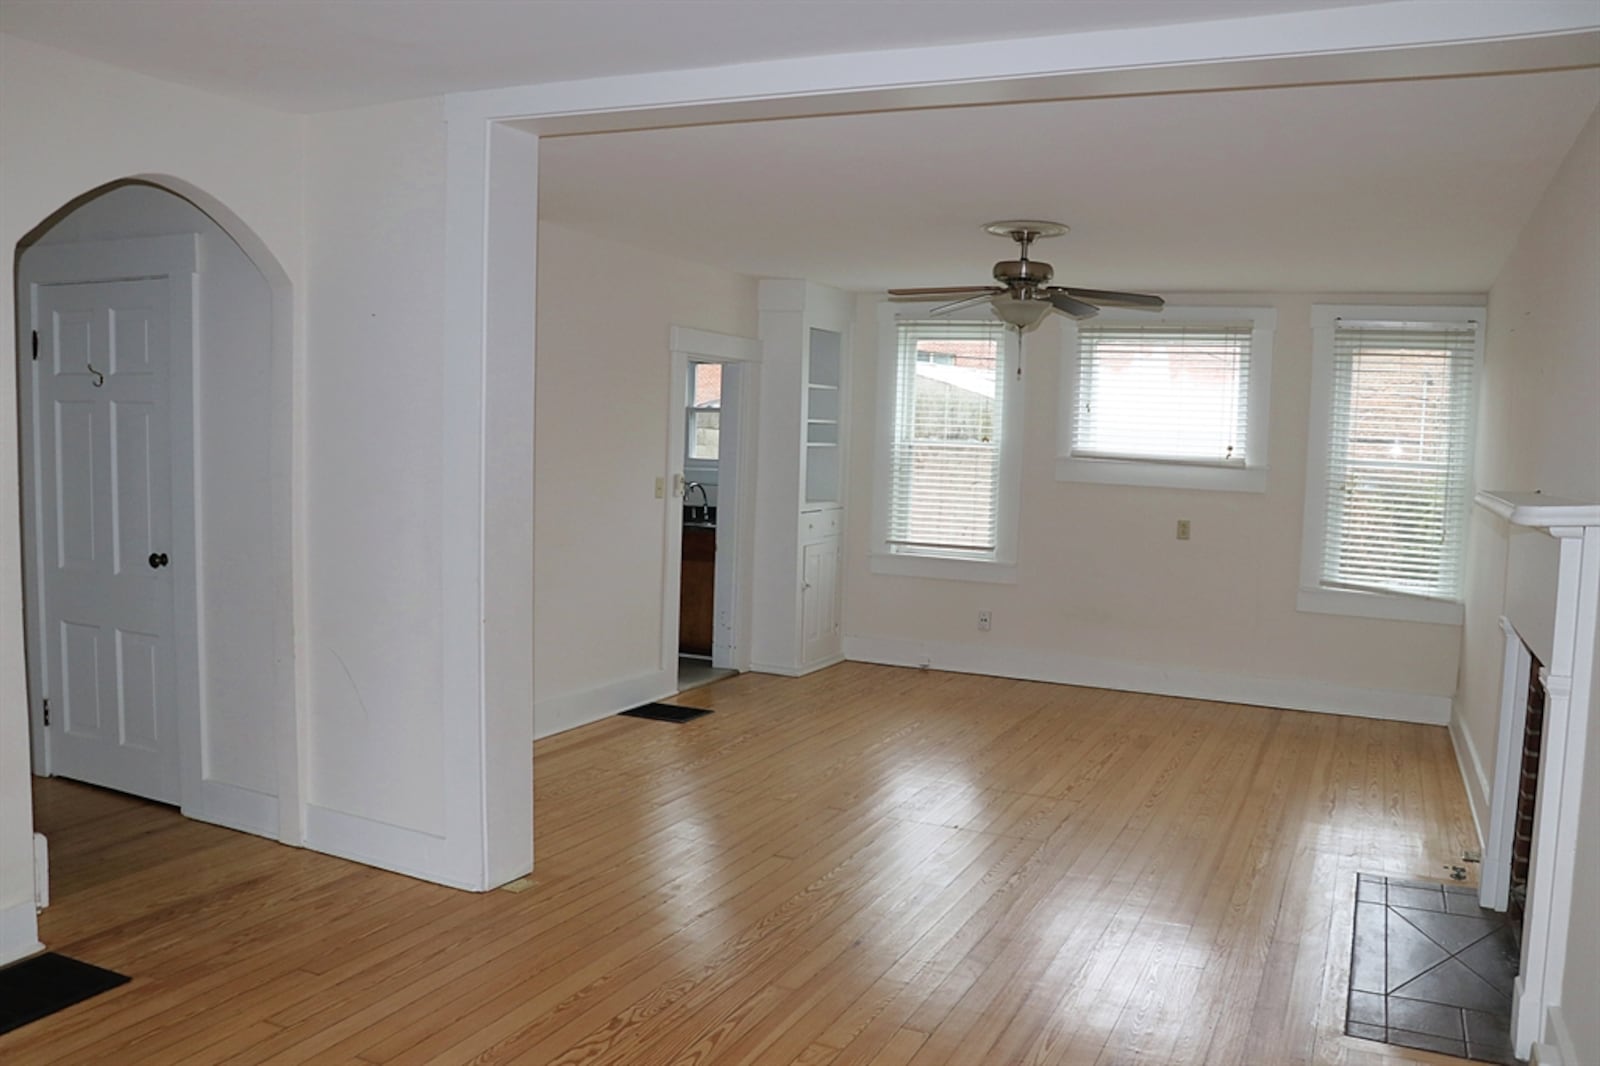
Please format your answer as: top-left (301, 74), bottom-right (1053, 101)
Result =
top-left (532, 222), bottom-right (757, 736)
top-left (302, 98), bottom-right (450, 838)
top-left (1455, 106), bottom-right (1600, 1063)
top-left (0, 32), bottom-right (305, 964)
top-left (1, 34), bottom-right (520, 900)
top-left (25, 184), bottom-right (279, 797)
top-left (843, 291), bottom-right (1478, 720)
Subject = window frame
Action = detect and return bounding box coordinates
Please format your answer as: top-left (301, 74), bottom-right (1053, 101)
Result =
top-left (1056, 305), bottom-right (1275, 492)
top-left (870, 302), bottom-right (1023, 584)
top-left (1297, 303), bottom-right (1484, 626)
top-left (683, 359), bottom-right (722, 481)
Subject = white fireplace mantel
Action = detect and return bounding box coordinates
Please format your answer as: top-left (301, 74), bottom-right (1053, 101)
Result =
top-left (1474, 489), bottom-right (1600, 1062)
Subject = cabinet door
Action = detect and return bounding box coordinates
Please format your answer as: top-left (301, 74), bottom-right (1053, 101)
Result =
top-left (801, 537), bottom-right (841, 667)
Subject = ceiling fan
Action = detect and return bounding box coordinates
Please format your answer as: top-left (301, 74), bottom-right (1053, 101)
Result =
top-left (887, 220), bottom-right (1164, 331)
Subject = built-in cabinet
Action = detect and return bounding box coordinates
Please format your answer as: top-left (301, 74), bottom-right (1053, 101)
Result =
top-left (678, 525), bottom-right (715, 656)
top-left (751, 280), bottom-right (850, 675)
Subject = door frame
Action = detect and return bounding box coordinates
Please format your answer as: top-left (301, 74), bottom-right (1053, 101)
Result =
top-left (18, 234), bottom-right (201, 802)
top-left (662, 326), bottom-right (760, 676)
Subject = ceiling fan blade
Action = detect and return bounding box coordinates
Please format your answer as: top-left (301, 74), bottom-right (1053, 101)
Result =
top-left (887, 286), bottom-right (1004, 297)
top-left (1056, 287), bottom-right (1165, 311)
top-left (1048, 292), bottom-right (1100, 320)
top-left (927, 293), bottom-right (996, 316)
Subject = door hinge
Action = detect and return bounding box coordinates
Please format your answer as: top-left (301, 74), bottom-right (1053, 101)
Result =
top-left (42, 697), bottom-right (50, 727)
top-left (32, 329), bottom-right (39, 360)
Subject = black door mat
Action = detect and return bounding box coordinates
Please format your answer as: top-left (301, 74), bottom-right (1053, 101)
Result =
top-left (1346, 874), bottom-right (1518, 1064)
top-left (619, 702), bottom-right (712, 723)
top-left (0, 952), bottom-right (130, 1035)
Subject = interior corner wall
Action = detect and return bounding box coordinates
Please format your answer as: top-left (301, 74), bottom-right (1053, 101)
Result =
top-left (0, 32), bottom-right (306, 960)
top-left (842, 290), bottom-right (1475, 719)
top-left (24, 184), bottom-right (280, 799)
top-left (1454, 104), bottom-right (1600, 1061)
top-left (532, 221), bottom-right (758, 738)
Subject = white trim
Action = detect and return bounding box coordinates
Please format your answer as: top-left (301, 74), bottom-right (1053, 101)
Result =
top-left (1299, 302), bottom-right (1485, 622)
top-left (453, 7), bottom-right (1600, 136)
top-left (1447, 710), bottom-right (1490, 854)
top-left (534, 669), bottom-right (675, 740)
top-left (18, 234), bottom-right (197, 284)
top-left (1538, 1005), bottom-right (1580, 1066)
top-left (750, 652), bottom-right (844, 678)
top-left (1054, 457), bottom-right (1269, 493)
top-left (1479, 616), bottom-right (1532, 910)
top-left (0, 899), bottom-right (43, 967)
top-left (185, 780), bottom-right (279, 839)
top-left (32, 833), bottom-right (48, 909)
top-left (1296, 587), bottom-right (1465, 626)
top-left (871, 302), bottom-right (1022, 579)
top-left (1057, 306), bottom-right (1274, 493)
top-left (1476, 489), bottom-right (1600, 529)
top-left (842, 634), bottom-right (1452, 724)
top-left (669, 325), bottom-right (760, 364)
top-left (868, 553), bottom-right (1017, 584)
top-left (302, 804), bottom-right (475, 890)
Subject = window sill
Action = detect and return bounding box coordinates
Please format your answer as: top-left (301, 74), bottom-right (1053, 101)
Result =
top-left (1055, 456), bottom-right (1267, 493)
top-left (870, 552), bottom-right (1017, 584)
top-left (1296, 587), bottom-right (1464, 626)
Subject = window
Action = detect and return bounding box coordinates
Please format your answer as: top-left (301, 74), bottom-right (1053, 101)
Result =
top-left (1299, 305), bottom-right (1483, 624)
top-left (1058, 307), bottom-right (1275, 491)
top-left (685, 360), bottom-right (721, 465)
top-left (871, 308), bottom-right (1021, 582)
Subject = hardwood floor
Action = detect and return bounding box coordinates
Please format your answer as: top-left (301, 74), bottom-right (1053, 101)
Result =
top-left (5, 663), bottom-right (1481, 1065)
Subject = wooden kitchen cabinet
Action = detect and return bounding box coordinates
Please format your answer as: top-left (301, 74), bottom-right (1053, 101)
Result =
top-left (679, 525), bottom-right (716, 655)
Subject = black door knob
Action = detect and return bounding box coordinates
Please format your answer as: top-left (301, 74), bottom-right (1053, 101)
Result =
top-left (148, 552), bottom-right (169, 569)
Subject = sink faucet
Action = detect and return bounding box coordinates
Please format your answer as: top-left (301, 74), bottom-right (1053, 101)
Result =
top-left (684, 481), bottom-right (708, 511)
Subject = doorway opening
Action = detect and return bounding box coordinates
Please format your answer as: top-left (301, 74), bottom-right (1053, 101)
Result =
top-left (678, 359), bottom-right (738, 693)
top-left (13, 178), bottom-right (297, 853)
top-left (662, 327), bottom-right (759, 694)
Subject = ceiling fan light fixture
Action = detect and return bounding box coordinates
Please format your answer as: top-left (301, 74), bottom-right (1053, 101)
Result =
top-left (990, 296), bottom-right (1052, 332)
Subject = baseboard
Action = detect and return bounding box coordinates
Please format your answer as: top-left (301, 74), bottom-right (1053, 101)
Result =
top-left (1448, 711), bottom-right (1492, 851)
top-left (534, 669), bottom-right (675, 740)
top-left (185, 779), bottom-right (279, 840)
top-left (749, 654), bottom-right (845, 679)
top-left (842, 635), bottom-right (1453, 724)
top-left (749, 661), bottom-right (806, 677)
top-left (303, 804), bottom-right (479, 892)
top-left (0, 899), bottom-right (43, 967)
top-left (1535, 1004), bottom-right (1581, 1066)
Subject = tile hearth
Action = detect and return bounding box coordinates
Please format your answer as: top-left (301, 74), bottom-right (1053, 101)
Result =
top-left (1347, 874), bottom-right (1519, 1063)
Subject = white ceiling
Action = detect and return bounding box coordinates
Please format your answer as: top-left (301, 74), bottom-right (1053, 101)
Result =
top-left (0, 0), bottom-right (1384, 113)
top-left (539, 69), bottom-right (1600, 294)
top-left (3, 0), bottom-right (1594, 294)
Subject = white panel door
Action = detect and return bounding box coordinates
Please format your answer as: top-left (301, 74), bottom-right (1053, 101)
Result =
top-left (801, 537), bottom-right (841, 668)
top-left (34, 277), bottom-right (180, 804)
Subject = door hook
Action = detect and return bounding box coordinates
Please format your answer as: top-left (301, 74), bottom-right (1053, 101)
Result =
top-left (87, 362), bottom-right (105, 388)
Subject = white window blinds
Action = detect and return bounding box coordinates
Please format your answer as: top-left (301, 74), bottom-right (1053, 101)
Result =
top-left (1319, 319), bottom-right (1479, 600)
top-left (888, 320), bottom-right (1006, 556)
top-left (1075, 323), bottom-right (1253, 465)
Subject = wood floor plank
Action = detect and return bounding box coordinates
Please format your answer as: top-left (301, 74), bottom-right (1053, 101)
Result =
top-left (2, 663), bottom-right (1481, 1065)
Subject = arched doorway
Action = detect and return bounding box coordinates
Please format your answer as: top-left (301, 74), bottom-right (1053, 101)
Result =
top-left (13, 178), bottom-right (300, 852)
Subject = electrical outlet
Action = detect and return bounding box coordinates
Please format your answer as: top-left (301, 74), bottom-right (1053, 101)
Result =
top-left (1176, 519), bottom-right (1191, 540)
top-left (977, 610), bottom-right (992, 632)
